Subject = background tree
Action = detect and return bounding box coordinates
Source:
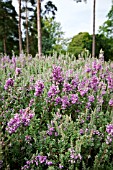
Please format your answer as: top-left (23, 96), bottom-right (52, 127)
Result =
top-left (37, 0), bottom-right (42, 58)
top-left (67, 32), bottom-right (113, 61)
top-left (74, 0), bottom-right (96, 57)
top-left (21, 0), bottom-right (35, 54)
top-left (0, 0), bottom-right (18, 55)
top-left (18, 0), bottom-right (22, 54)
top-left (67, 32), bottom-right (92, 57)
top-left (99, 4), bottom-right (113, 38)
top-left (92, 0), bottom-right (96, 57)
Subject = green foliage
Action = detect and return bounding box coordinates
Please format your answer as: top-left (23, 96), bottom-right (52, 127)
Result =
top-left (67, 32), bottom-right (113, 61)
top-left (0, 0), bottom-right (19, 55)
top-left (67, 32), bottom-right (92, 57)
top-left (99, 5), bottom-right (113, 38)
top-left (29, 16), bottom-right (66, 56)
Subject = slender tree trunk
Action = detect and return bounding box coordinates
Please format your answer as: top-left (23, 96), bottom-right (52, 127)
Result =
top-left (3, 36), bottom-right (6, 54)
top-left (37, 0), bottom-right (42, 58)
top-left (26, 0), bottom-right (29, 54)
top-left (92, 0), bottom-right (96, 57)
top-left (18, 0), bottom-right (22, 54)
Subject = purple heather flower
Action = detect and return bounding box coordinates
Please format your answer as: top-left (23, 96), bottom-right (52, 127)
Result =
top-left (46, 161), bottom-right (53, 166)
top-left (86, 102), bottom-right (91, 109)
top-left (61, 96), bottom-right (70, 109)
top-left (63, 82), bottom-right (72, 92)
top-left (47, 125), bottom-right (55, 136)
top-left (26, 161), bottom-right (30, 165)
top-left (34, 80), bottom-right (44, 96)
top-left (90, 76), bottom-right (99, 90)
top-left (71, 76), bottom-right (79, 89)
top-left (21, 165), bottom-right (29, 170)
top-left (70, 94), bottom-right (78, 104)
top-left (106, 135), bottom-right (112, 144)
top-left (6, 113), bottom-right (21, 134)
top-left (38, 155), bottom-right (47, 164)
top-left (55, 132), bottom-right (58, 136)
top-left (97, 95), bottom-right (103, 104)
top-left (69, 148), bottom-right (82, 162)
top-left (56, 112), bottom-right (62, 119)
top-left (88, 95), bottom-right (95, 102)
top-left (59, 164), bottom-right (64, 169)
top-left (25, 135), bottom-right (32, 143)
top-left (52, 65), bottom-right (64, 84)
top-left (80, 129), bottom-right (84, 135)
top-left (6, 108), bottom-right (35, 134)
top-left (29, 99), bottom-right (34, 107)
top-left (85, 65), bottom-right (91, 73)
top-left (79, 88), bottom-right (88, 96)
top-left (48, 85), bottom-right (60, 98)
top-left (15, 67), bottom-right (21, 75)
top-left (55, 96), bottom-right (61, 105)
top-left (106, 124), bottom-right (113, 137)
top-left (109, 99), bottom-right (113, 107)
top-left (92, 130), bottom-right (100, 136)
top-left (4, 78), bottom-right (14, 90)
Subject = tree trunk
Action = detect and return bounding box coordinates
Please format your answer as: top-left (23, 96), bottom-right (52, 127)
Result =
top-left (92, 0), bottom-right (96, 58)
top-left (26, 0), bottom-right (29, 54)
top-left (3, 36), bottom-right (6, 54)
top-left (18, 0), bottom-right (22, 54)
top-left (37, 0), bottom-right (42, 58)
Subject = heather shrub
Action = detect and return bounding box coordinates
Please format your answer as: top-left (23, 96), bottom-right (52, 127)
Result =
top-left (0, 51), bottom-right (113, 170)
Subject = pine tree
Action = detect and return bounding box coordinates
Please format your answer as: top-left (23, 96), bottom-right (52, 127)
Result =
top-left (0, 0), bottom-right (18, 55)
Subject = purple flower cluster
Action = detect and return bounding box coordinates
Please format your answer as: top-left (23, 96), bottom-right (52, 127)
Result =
top-left (6, 108), bottom-right (35, 134)
top-left (21, 155), bottom-right (52, 170)
top-left (106, 124), bottom-right (113, 137)
top-left (109, 99), bottom-right (113, 107)
top-left (70, 94), bottom-right (78, 104)
top-left (71, 76), bottom-right (79, 89)
top-left (79, 88), bottom-right (89, 97)
top-left (34, 80), bottom-right (44, 96)
top-left (88, 95), bottom-right (95, 103)
top-left (90, 76), bottom-right (99, 91)
top-left (15, 67), bottom-right (21, 76)
top-left (25, 135), bottom-right (32, 144)
top-left (79, 129), bottom-right (84, 135)
top-left (63, 82), bottom-right (72, 92)
top-left (52, 65), bottom-right (64, 84)
top-left (106, 73), bottom-right (113, 89)
top-left (47, 122), bottom-right (58, 136)
top-left (92, 130), bottom-right (101, 136)
top-left (69, 148), bottom-right (82, 164)
top-left (4, 78), bottom-right (14, 90)
top-left (59, 164), bottom-right (64, 169)
top-left (55, 96), bottom-right (61, 105)
top-left (6, 113), bottom-right (20, 134)
top-left (48, 85), bottom-right (60, 98)
top-left (106, 124), bottom-right (113, 144)
top-left (61, 96), bottom-right (70, 109)
top-left (29, 99), bottom-right (34, 107)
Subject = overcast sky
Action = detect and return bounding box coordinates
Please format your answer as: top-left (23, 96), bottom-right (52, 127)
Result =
top-left (12, 0), bottom-right (112, 38)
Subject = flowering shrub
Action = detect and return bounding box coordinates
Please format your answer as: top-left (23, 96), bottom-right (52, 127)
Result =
top-left (0, 52), bottom-right (113, 169)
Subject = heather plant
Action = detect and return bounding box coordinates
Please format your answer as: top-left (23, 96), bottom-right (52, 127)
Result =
top-left (0, 51), bottom-right (113, 170)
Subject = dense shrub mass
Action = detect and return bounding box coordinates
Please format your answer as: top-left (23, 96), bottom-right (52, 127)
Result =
top-left (0, 52), bottom-right (113, 170)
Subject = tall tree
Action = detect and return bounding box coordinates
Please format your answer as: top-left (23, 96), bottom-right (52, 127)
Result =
top-left (74, 0), bottom-right (96, 57)
top-left (37, 0), bottom-right (42, 58)
top-left (37, 0), bottom-right (57, 58)
top-left (0, 0), bottom-right (18, 54)
top-left (21, 0), bottom-right (35, 54)
top-left (18, 0), bottom-right (22, 54)
top-left (92, 0), bottom-right (96, 57)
